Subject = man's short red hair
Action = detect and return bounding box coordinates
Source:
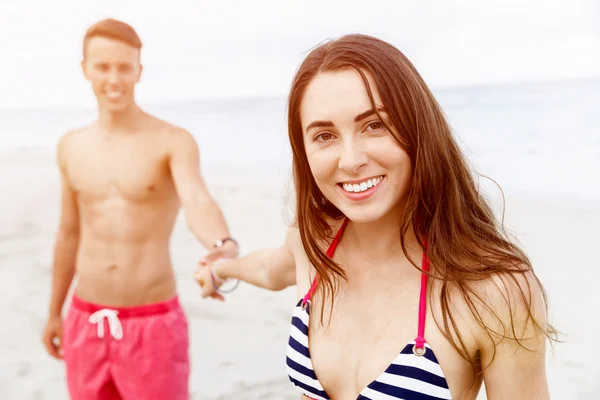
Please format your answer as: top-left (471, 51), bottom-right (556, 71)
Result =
top-left (83, 18), bottom-right (142, 57)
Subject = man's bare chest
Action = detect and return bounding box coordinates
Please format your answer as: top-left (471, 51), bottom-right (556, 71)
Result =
top-left (67, 145), bottom-right (173, 202)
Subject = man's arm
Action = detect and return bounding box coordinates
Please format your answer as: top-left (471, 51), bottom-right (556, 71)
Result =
top-left (478, 272), bottom-right (551, 400)
top-left (169, 128), bottom-right (236, 256)
top-left (48, 137), bottom-right (80, 317)
top-left (43, 135), bottom-right (80, 359)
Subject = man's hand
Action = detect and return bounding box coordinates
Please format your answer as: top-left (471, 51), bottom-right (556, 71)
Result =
top-left (42, 315), bottom-right (64, 360)
top-left (201, 240), bottom-right (238, 264)
top-left (194, 259), bottom-right (225, 301)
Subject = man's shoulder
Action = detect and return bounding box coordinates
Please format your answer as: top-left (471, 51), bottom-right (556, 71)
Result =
top-left (147, 116), bottom-right (197, 149)
top-left (56, 125), bottom-right (93, 161)
top-left (58, 125), bottom-right (90, 145)
top-left (146, 115), bottom-right (190, 137)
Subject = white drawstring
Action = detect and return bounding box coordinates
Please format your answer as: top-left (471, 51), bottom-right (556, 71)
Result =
top-left (88, 309), bottom-right (123, 340)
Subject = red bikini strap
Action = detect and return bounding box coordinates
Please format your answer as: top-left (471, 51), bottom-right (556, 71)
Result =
top-left (414, 238), bottom-right (430, 352)
top-left (302, 218), bottom-right (349, 304)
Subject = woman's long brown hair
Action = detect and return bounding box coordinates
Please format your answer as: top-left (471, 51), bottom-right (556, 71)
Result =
top-left (287, 34), bottom-right (557, 370)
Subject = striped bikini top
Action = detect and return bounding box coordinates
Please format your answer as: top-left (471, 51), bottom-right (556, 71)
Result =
top-left (286, 218), bottom-right (453, 400)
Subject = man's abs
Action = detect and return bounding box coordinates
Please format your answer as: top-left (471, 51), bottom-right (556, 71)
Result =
top-left (75, 239), bottom-right (177, 307)
top-left (63, 124), bottom-right (185, 307)
top-left (73, 198), bottom-right (180, 307)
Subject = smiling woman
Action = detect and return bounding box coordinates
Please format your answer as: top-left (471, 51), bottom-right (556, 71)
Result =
top-left (196, 33), bottom-right (558, 400)
top-left (299, 68), bottom-right (413, 226)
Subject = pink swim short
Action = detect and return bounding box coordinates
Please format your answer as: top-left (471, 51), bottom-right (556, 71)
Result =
top-left (62, 294), bottom-right (189, 400)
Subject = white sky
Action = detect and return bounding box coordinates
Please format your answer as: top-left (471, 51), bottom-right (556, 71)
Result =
top-left (1, 0), bottom-right (599, 109)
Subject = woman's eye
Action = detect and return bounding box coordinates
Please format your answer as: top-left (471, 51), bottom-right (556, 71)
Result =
top-left (315, 132), bottom-right (334, 142)
top-left (366, 121), bottom-right (384, 132)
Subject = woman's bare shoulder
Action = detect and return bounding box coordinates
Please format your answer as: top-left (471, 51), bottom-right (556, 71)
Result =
top-left (284, 217), bottom-right (345, 254)
top-left (430, 267), bottom-right (549, 357)
top-left (284, 216), bottom-right (345, 284)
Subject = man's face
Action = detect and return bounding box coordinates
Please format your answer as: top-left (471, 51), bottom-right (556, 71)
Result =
top-left (82, 36), bottom-right (142, 112)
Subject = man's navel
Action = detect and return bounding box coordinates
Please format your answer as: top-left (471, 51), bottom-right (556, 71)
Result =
top-left (106, 264), bottom-right (118, 272)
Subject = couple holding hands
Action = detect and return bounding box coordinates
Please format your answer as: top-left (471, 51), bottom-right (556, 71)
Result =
top-left (42, 18), bottom-right (556, 400)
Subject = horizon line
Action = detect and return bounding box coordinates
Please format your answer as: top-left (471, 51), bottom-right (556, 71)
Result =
top-left (1, 75), bottom-right (598, 113)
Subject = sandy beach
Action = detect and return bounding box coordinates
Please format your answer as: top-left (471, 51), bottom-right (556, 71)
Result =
top-left (1, 148), bottom-right (599, 399)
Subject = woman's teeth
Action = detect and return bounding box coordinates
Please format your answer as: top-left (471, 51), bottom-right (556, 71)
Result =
top-left (342, 176), bottom-right (383, 193)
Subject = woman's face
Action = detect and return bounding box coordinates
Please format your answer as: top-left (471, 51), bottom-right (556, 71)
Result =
top-left (300, 68), bottom-right (412, 224)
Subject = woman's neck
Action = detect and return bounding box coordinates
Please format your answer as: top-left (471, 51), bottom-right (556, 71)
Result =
top-left (342, 214), bottom-right (422, 268)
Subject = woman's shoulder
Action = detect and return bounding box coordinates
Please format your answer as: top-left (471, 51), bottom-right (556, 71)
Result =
top-left (284, 216), bottom-right (346, 253)
top-left (433, 267), bottom-right (550, 358)
top-left (469, 269), bottom-right (547, 330)
top-left (284, 216), bottom-right (346, 280)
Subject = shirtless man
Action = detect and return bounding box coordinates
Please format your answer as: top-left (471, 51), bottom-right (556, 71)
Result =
top-left (41, 18), bottom-right (237, 400)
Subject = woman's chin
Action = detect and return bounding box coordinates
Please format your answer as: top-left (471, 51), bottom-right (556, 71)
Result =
top-left (336, 204), bottom-right (389, 224)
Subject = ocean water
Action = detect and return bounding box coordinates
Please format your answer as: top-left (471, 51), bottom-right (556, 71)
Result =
top-left (1, 78), bottom-right (598, 200)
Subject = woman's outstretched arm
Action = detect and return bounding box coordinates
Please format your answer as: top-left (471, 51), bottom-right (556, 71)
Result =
top-left (195, 227), bottom-right (298, 297)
